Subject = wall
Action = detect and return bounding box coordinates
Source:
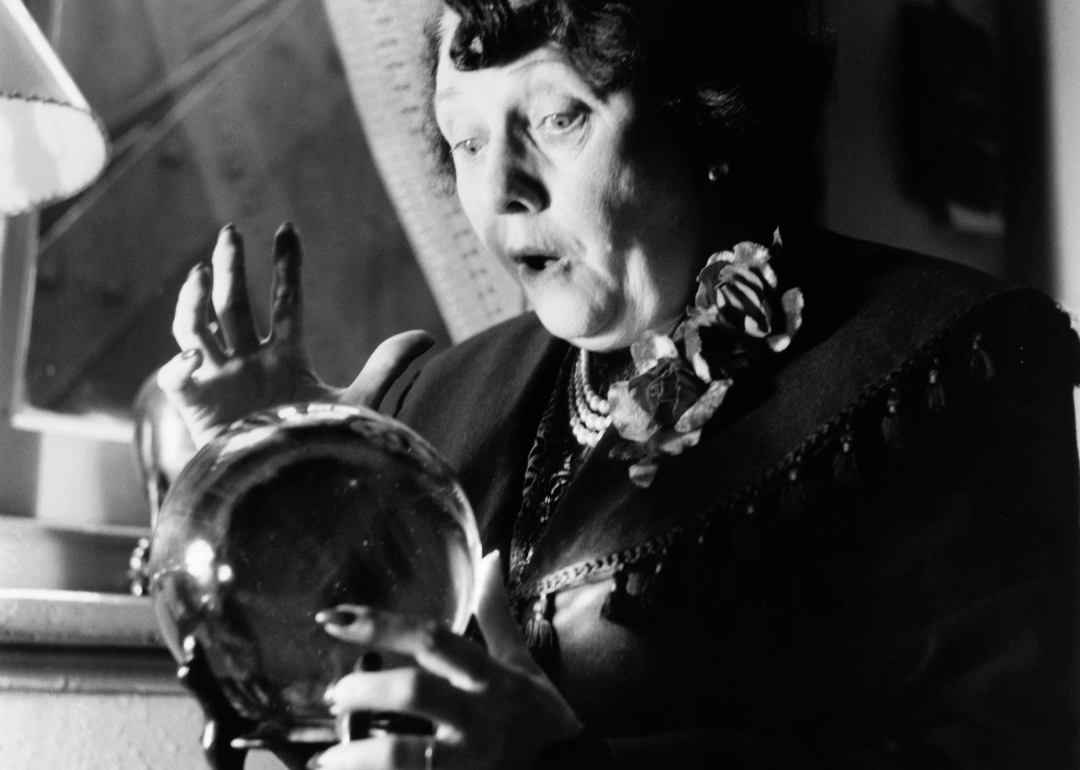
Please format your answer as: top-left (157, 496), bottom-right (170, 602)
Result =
top-left (1047, 0), bottom-right (1080, 311)
top-left (821, 0), bottom-right (1005, 277)
top-left (0, 215), bottom-right (147, 529)
top-left (0, 217), bottom-right (41, 520)
top-left (0, 678), bottom-right (285, 770)
top-left (0, 0), bottom-right (450, 539)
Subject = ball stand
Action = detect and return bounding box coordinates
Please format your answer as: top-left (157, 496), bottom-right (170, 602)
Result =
top-left (176, 636), bottom-right (432, 770)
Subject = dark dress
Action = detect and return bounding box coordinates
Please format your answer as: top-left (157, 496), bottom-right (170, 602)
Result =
top-left (394, 227), bottom-right (1080, 769)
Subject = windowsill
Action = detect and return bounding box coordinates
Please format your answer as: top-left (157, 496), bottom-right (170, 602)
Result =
top-left (0, 589), bottom-right (161, 649)
top-left (0, 515), bottom-right (149, 593)
top-left (0, 589), bottom-right (181, 698)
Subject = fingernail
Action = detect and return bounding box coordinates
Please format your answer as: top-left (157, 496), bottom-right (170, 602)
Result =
top-left (316, 608), bottom-right (358, 627)
top-left (305, 752), bottom-right (323, 770)
top-left (181, 349), bottom-right (198, 360)
top-left (323, 683), bottom-right (336, 707)
top-left (274, 222), bottom-right (300, 254)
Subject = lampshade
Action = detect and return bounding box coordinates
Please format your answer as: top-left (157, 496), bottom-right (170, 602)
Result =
top-left (0, 0), bottom-right (109, 215)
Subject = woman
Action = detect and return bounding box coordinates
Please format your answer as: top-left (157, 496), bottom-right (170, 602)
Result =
top-left (160, 0), bottom-right (1080, 768)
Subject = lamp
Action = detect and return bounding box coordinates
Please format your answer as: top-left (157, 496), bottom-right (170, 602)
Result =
top-left (0, 0), bottom-right (108, 215)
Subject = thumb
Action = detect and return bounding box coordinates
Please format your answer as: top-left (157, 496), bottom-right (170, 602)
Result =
top-left (474, 550), bottom-right (542, 673)
top-left (340, 330), bottom-right (435, 409)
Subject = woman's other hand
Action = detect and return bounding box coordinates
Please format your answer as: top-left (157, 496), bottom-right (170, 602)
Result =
top-left (158, 223), bottom-right (434, 448)
top-left (313, 551), bottom-right (583, 770)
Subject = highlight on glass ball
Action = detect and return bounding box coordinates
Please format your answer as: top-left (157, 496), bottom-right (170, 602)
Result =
top-left (148, 403), bottom-right (481, 743)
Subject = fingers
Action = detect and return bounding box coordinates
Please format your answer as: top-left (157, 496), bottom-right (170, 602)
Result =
top-left (326, 668), bottom-right (471, 729)
top-left (211, 224), bottom-right (261, 355)
top-left (318, 607), bottom-right (489, 692)
top-left (473, 550), bottom-right (541, 672)
top-left (341, 330), bottom-right (436, 408)
top-left (172, 264), bottom-right (226, 367)
top-left (270, 222), bottom-right (304, 344)
top-left (310, 735), bottom-right (435, 770)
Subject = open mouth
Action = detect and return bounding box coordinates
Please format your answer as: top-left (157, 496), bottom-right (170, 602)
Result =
top-left (521, 254), bottom-right (558, 271)
top-left (513, 253), bottom-right (562, 273)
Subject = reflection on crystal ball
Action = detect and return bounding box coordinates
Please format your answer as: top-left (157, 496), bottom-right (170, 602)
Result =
top-left (149, 403), bottom-right (481, 733)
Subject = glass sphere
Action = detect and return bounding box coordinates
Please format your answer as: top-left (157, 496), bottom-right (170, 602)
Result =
top-left (149, 403), bottom-right (480, 738)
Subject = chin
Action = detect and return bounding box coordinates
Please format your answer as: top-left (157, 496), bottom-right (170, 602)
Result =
top-left (568, 329), bottom-right (639, 352)
top-left (535, 308), bottom-right (641, 352)
top-left (566, 310), bottom-right (681, 352)
top-left (532, 301), bottom-right (623, 351)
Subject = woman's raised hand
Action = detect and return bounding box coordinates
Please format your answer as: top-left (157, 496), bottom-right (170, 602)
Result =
top-left (311, 551), bottom-right (584, 770)
top-left (158, 223), bottom-right (434, 448)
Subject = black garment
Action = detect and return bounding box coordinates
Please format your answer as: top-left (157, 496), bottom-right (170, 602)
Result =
top-left (395, 228), bottom-right (1080, 769)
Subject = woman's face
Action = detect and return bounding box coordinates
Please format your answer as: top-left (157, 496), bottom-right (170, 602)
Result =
top-left (434, 11), bottom-right (711, 351)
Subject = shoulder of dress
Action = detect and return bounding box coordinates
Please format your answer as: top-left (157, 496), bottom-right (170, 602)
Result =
top-left (393, 312), bottom-right (556, 416)
top-left (512, 269), bottom-right (1080, 608)
top-left (782, 226), bottom-right (1006, 354)
top-left (393, 311), bottom-right (567, 521)
top-left (433, 311), bottom-right (549, 366)
top-left (760, 229), bottom-right (1076, 455)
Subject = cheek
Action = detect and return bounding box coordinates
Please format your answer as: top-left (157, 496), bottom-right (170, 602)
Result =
top-left (564, 149), bottom-right (647, 272)
top-left (612, 136), bottom-right (703, 265)
top-left (455, 182), bottom-right (498, 253)
top-left (594, 124), bottom-right (685, 241)
top-left (590, 138), bottom-right (704, 323)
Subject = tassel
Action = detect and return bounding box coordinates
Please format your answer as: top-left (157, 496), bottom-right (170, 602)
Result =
top-left (832, 432), bottom-right (861, 485)
top-left (729, 502), bottom-right (759, 573)
top-left (926, 364), bottom-right (947, 414)
top-left (640, 548), bottom-right (675, 620)
top-left (696, 516), bottom-right (715, 548)
top-left (881, 389), bottom-right (907, 449)
top-left (967, 332), bottom-right (996, 384)
top-left (600, 564), bottom-right (643, 627)
top-left (524, 593), bottom-right (558, 671)
top-left (779, 466), bottom-right (808, 516)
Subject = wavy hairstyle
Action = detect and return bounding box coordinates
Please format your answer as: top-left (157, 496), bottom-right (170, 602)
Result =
top-left (423, 0), bottom-right (835, 224)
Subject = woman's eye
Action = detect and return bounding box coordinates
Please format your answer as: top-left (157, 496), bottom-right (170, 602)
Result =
top-left (452, 137), bottom-right (485, 156)
top-left (539, 111), bottom-right (585, 135)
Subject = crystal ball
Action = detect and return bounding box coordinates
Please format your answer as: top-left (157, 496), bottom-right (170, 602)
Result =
top-left (149, 403), bottom-right (481, 737)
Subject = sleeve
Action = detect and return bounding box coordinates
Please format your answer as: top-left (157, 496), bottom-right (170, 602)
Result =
top-left (540, 571), bottom-right (1076, 770)
top-left (549, 572), bottom-right (1074, 770)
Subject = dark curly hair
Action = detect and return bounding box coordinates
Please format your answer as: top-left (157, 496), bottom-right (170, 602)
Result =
top-left (423, 0), bottom-right (835, 224)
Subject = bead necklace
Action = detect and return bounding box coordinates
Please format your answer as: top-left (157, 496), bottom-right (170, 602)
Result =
top-left (569, 349), bottom-right (611, 447)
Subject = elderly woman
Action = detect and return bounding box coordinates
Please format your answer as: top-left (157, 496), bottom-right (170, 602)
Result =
top-left (159, 0), bottom-right (1079, 768)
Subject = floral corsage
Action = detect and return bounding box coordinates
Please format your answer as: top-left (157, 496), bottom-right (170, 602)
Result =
top-left (607, 230), bottom-right (804, 488)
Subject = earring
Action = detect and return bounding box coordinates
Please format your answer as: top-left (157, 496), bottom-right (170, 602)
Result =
top-left (707, 162), bottom-right (730, 183)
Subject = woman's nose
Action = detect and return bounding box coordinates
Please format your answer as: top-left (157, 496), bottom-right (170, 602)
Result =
top-left (484, 137), bottom-right (547, 215)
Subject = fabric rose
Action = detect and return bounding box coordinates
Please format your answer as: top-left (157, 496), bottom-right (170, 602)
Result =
top-left (608, 333), bottom-right (731, 488)
top-left (606, 229), bottom-right (804, 488)
top-left (693, 231), bottom-right (803, 354)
